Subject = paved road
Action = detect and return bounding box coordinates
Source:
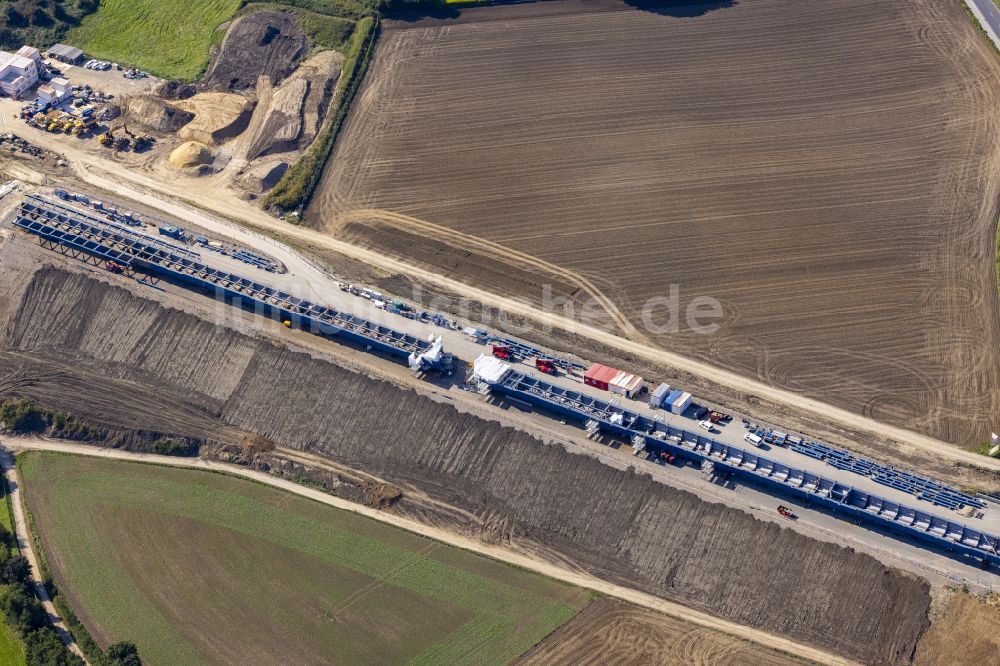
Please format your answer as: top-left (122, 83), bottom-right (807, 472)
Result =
top-left (969, 0), bottom-right (1000, 50)
top-left (1, 437), bottom-right (856, 666)
top-left (0, 450), bottom-right (88, 664)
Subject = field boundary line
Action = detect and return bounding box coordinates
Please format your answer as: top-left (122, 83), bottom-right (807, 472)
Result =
top-left (4, 437), bottom-right (857, 666)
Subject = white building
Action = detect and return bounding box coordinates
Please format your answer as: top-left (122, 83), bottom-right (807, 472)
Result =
top-left (0, 46), bottom-right (42, 98)
top-left (37, 76), bottom-right (71, 105)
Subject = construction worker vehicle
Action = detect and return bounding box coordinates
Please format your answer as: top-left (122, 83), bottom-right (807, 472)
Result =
top-left (709, 410), bottom-right (731, 424)
top-left (777, 505), bottom-right (795, 520)
top-left (535, 358), bottom-right (557, 375)
top-left (491, 344), bottom-right (513, 361)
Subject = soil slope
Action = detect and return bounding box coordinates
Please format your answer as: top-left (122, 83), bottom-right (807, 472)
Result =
top-left (309, 0), bottom-right (1000, 446)
top-left (0, 261), bottom-right (932, 664)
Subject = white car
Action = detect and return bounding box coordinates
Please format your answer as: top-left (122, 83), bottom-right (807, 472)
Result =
top-left (698, 420), bottom-right (714, 432)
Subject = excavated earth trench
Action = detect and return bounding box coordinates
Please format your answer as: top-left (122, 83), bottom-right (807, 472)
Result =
top-left (0, 256), bottom-right (932, 664)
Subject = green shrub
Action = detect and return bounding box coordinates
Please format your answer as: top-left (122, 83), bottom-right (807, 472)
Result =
top-left (0, 400), bottom-right (45, 433)
top-left (24, 627), bottom-right (83, 666)
top-left (149, 438), bottom-right (197, 456)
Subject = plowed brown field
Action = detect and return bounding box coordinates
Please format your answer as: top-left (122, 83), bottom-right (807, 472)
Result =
top-left (309, 0), bottom-right (1000, 446)
top-left (516, 597), bottom-right (811, 666)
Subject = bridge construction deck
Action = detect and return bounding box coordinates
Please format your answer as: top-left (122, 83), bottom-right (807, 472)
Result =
top-left (12, 196), bottom-right (433, 360)
top-left (487, 367), bottom-right (1000, 568)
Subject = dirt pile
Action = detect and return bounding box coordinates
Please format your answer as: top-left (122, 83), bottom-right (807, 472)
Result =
top-left (155, 81), bottom-right (197, 100)
top-left (237, 159), bottom-right (289, 192)
top-left (202, 10), bottom-right (308, 91)
top-left (0, 263), bottom-right (932, 664)
top-left (124, 96), bottom-right (194, 133)
top-left (168, 141), bottom-right (214, 168)
top-left (174, 93), bottom-right (253, 146)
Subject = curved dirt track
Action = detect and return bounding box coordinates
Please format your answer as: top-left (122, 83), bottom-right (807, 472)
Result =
top-left (310, 0), bottom-right (1000, 446)
top-left (329, 207), bottom-right (646, 341)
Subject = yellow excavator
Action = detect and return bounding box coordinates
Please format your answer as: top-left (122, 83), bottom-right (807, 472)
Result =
top-left (98, 123), bottom-right (124, 148)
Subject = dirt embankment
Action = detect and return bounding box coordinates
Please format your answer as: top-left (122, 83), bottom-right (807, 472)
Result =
top-left (0, 263), bottom-right (931, 664)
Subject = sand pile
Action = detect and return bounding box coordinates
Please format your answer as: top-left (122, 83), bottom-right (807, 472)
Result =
top-left (168, 141), bottom-right (213, 168)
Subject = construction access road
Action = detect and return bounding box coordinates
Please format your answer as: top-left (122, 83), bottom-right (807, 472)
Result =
top-left (0, 123), bottom-right (994, 484)
top-left (0, 436), bottom-right (856, 666)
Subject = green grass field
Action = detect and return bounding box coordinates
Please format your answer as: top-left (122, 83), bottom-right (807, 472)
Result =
top-left (19, 453), bottom-right (590, 665)
top-left (67, 0), bottom-right (243, 81)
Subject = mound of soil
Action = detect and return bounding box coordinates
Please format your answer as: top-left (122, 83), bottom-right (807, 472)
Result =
top-left (156, 81), bottom-right (197, 100)
top-left (169, 141), bottom-right (213, 168)
top-left (242, 49), bottom-right (342, 160)
top-left (238, 159), bottom-right (289, 192)
top-left (202, 10), bottom-right (308, 91)
top-left (125, 96), bottom-right (194, 133)
top-left (174, 93), bottom-right (253, 146)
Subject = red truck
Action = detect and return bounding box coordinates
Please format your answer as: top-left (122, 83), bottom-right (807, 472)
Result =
top-left (535, 358), bottom-right (557, 375)
top-left (491, 344), bottom-right (512, 360)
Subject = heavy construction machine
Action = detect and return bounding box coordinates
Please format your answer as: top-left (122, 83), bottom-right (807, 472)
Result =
top-left (99, 123), bottom-right (131, 150)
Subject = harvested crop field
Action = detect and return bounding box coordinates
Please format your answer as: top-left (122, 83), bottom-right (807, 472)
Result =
top-left (515, 597), bottom-right (809, 666)
top-left (18, 452), bottom-right (591, 666)
top-left (913, 592), bottom-right (1000, 666)
top-left (0, 262), bottom-right (933, 665)
top-left (310, 0), bottom-right (1000, 446)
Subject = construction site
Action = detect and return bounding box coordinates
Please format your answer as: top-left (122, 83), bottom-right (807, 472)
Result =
top-left (0, 0), bottom-right (997, 664)
top-left (0, 181), bottom-right (996, 664)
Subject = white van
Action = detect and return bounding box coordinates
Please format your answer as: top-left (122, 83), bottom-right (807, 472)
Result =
top-left (744, 433), bottom-right (763, 447)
